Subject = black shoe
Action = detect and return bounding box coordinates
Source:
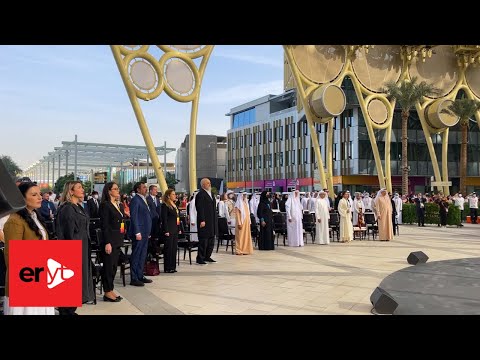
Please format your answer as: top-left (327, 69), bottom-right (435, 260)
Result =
top-left (116, 296), bottom-right (123, 300)
top-left (196, 260), bottom-right (207, 265)
top-left (130, 280), bottom-right (145, 287)
top-left (205, 258), bottom-right (216, 263)
top-left (103, 295), bottom-right (121, 302)
top-left (141, 277), bottom-right (153, 283)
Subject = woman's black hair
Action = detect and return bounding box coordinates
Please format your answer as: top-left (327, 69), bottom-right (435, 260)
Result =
top-left (102, 182), bottom-right (117, 203)
top-left (16, 182), bottom-right (47, 239)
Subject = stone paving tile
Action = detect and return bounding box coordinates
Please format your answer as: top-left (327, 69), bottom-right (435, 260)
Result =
top-left (79, 224), bottom-right (480, 315)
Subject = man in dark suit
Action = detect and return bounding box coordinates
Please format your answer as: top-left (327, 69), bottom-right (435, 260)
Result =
top-left (128, 182), bottom-right (153, 286)
top-left (147, 185), bottom-right (162, 239)
top-left (195, 178), bottom-right (217, 265)
top-left (87, 191), bottom-right (100, 218)
top-left (414, 193), bottom-right (426, 227)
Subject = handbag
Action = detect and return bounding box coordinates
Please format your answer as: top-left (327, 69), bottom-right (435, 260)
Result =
top-left (144, 254), bottom-right (160, 276)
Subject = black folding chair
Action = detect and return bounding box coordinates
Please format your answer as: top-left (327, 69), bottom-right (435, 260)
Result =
top-left (273, 212), bottom-right (288, 246)
top-left (177, 222), bottom-right (199, 265)
top-left (302, 213), bottom-right (316, 244)
top-left (364, 213), bottom-right (378, 240)
top-left (217, 217), bottom-right (235, 254)
top-left (328, 212), bottom-right (340, 242)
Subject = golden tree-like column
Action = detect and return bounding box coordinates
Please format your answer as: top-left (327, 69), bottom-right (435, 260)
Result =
top-left (111, 45), bottom-right (214, 193)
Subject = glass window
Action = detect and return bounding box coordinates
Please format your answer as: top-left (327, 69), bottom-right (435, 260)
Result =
top-left (333, 144), bottom-right (337, 161)
top-left (348, 141), bottom-right (353, 159)
top-left (291, 123), bottom-right (296, 138)
top-left (280, 152), bottom-right (284, 166)
top-left (244, 110), bottom-right (250, 125)
top-left (280, 125), bottom-right (284, 140)
top-left (291, 150), bottom-right (295, 164)
top-left (268, 128), bottom-right (272, 142)
top-left (240, 135), bottom-right (244, 148)
top-left (232, 159), bottom-right (235, 171)
top-left (233, 115), bottom-right (238, 128)
top-left (240, 158), bottom-right (243, 170)
top-left (258, 132), bottom-right (262, 144)
top-left (268, 154), bottom-right (272, 168)
top-left (249, 157), bottom-right (252, 169)
top-left (258, 155), bottom-right (262, 169)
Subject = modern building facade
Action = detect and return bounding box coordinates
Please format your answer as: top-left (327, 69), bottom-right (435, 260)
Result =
top-left (175, 134), bottom-right (227, 193)
top-left (226, 82), bottom-right (480, 195)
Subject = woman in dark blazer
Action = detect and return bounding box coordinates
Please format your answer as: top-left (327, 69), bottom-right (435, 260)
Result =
top-left (161, 189), bottom-right (181, 273)
top-left (99, 182), bottom-right (124, 302)
top-left (56, 181), bottom-right (95, 315)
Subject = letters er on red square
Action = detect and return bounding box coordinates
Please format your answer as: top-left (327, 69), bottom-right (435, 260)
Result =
top-left (8, 240), bottom-right (83, 307)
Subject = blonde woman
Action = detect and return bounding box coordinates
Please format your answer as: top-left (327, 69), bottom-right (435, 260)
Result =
top-left (161, 189), bottom-right (181, 273)
top-left (55, 181), bottom-right (95, 315)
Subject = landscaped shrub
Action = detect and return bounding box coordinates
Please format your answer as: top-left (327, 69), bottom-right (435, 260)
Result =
top-left (402, 203), bottom-right (416, 224)
top-left (424, 202), bottom-right (440, 225)
top-left (447, 204), bottom-right (461, 226)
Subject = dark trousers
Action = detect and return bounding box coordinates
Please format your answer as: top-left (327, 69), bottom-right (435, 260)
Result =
top-left (197, 236), bottom-right (215, 262)
top-left (58, 307), bottom-right (77, 315)
top-left (101, 245), bottom-right (120, 292)
top-left (163, 234), bottom-right (178, 271)
top-left (130, 235), bottom-right (149, 281)
top-left (417, 211), bottom-right (425, 226)
top-left (440, 211), bottom-right (447, 226)
top-left (471, 208), bottom-right (478, 224)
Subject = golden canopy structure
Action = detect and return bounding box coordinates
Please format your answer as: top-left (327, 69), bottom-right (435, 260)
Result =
top-left (111, 45), bottom-right (214, 192)
top-left (284, 45), bottom-right (480, 196)
top-left (112, 45), bottom-right (480, 195)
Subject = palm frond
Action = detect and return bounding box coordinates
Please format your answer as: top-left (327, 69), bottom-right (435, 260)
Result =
top-left (441, 98), bottom-right (480, 126)
top-left (382, 76), bottom-right (440, 112)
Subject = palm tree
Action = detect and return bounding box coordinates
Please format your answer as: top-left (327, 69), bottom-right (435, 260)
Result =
top-left (384, 77), bottom-right (439, 196)
top-left (441, 98), bottom-right (480, 194)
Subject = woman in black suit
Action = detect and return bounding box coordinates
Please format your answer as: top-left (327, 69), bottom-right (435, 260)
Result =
top-left (56, 181), bottom-right (95, 315)
top-left (161, 189), bottom-right (181, 273)
top-left (99, 182), bottom-right (124, 302)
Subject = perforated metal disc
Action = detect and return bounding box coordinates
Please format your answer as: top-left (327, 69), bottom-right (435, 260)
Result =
top-left (466, 65), bottom-right (480, 99)
top-left (352, 45), bottom-right (402, 92)
top-left (292, 45), bottom-right (346, 84)
top-left (129, 59), bottom-right (157, 91)
top-left (409, 45), bottom-right (458, 98)
top-left (164, 58), bottom-right (195, 94)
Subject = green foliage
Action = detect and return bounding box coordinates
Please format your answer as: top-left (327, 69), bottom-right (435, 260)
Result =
top-left (53, 173), bottom-right (75, 194)
top-left (424, 202), bottom-right (440, 224)
top-left (83, 180), bottom-right (92, 194)
top-left (384, 77), bottom-right (440, 112)
top-left (404, 202), bottom-right (462, 226)
top-left (121, 182), bottom-right (134, 196)
top-left (447, 204), bottom-right (461, 226)
top-left (211, 186), bottom-right (218, 198)
top-left (0, 155), bottom-right (22, 178)
top-left (165, 172), bottom-right (179, 189)
top-left (402, 203), bottom-right (416, 224)
top-left (441, 98), bottom-right (480, 127)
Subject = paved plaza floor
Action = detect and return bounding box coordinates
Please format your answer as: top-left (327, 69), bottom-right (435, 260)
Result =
top-left (77, 223), bottom-right (480, 315)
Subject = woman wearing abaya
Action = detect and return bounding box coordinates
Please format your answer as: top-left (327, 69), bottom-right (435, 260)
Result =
top-left (257, 191), bottom-right (275, 250)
